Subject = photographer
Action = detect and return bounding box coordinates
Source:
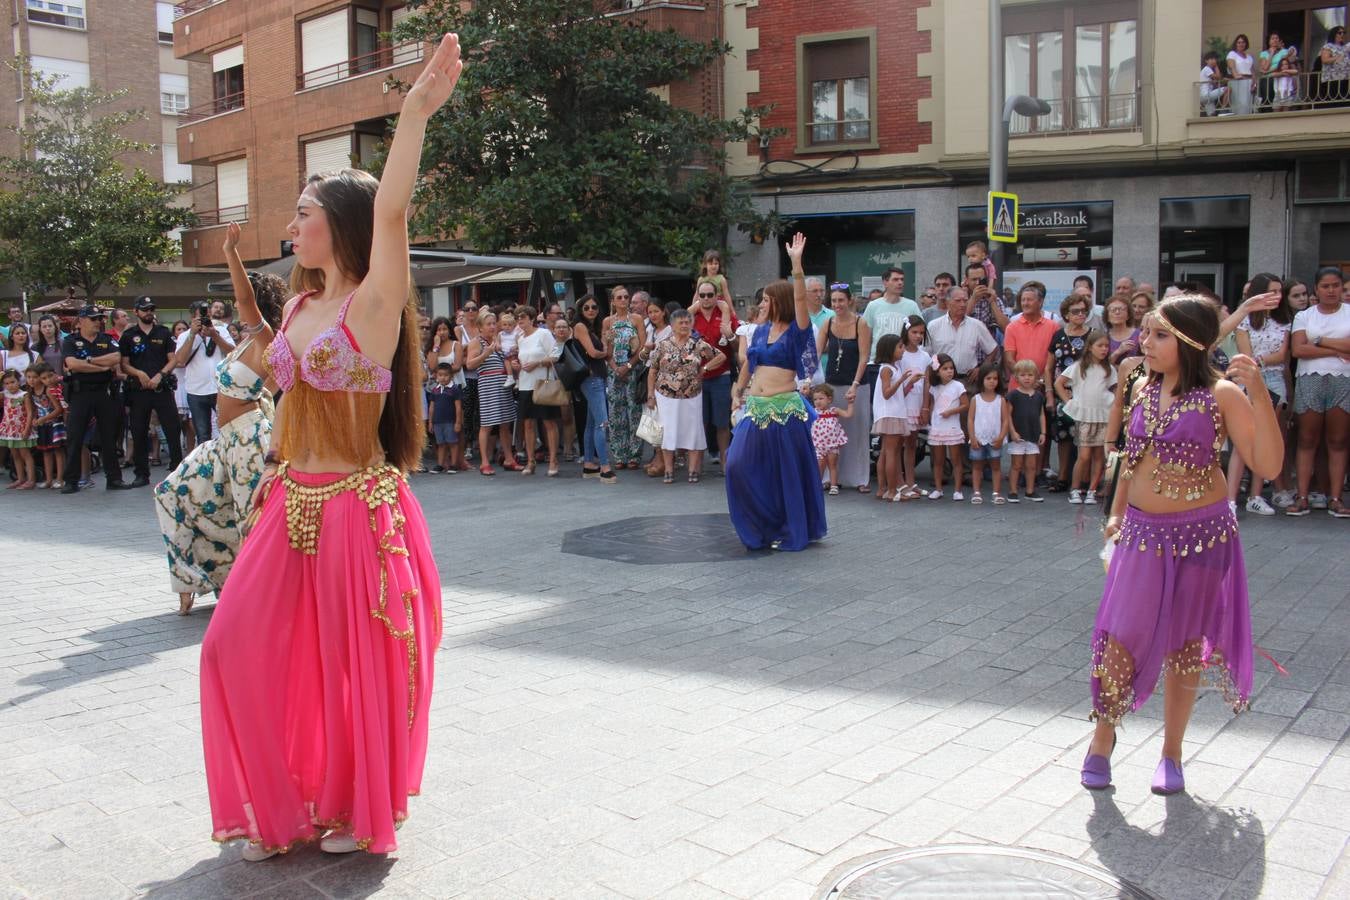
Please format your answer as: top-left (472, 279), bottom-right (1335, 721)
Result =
top-left (121, 297), bottom-right (183, 487)
top-left (59, 305), bottom-right (132, 493)
top-left (963, 262), bottom-right (1010, 335)
top-left (172, 299), bottom-right (235, 441)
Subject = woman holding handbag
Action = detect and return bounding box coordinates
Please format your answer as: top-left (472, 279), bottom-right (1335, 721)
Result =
top-left (515, 304), bottom-right (562, 476)
top-left (646, 308), bottom-right (725, 483)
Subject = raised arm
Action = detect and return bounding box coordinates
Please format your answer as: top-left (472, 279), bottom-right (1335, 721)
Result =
top-left (223, 223), bottom-right (269, 340)
top-left (361, 34), bottom-right (462, 318)
top-left (784, 233), bottom-right (810, 330)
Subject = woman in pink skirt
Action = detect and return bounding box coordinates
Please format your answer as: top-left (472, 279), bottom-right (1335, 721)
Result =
top-left (200, 36), bottom-right (462, 860)
top-left (1083, 294), bottom-right (1283, 795)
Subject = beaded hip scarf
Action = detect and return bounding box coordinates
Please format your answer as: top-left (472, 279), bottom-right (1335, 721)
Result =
top-left (745, 392), bottom-right (809, 428)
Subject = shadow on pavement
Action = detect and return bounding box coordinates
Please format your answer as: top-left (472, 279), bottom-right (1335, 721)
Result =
top-left (142, 844), bottom-right (395, 899)
top-left (1086, 789), bottom-right (1265, 899)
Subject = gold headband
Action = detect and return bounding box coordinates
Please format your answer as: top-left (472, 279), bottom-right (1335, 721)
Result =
top-left (1154, 310), bottom-right (1206, 352)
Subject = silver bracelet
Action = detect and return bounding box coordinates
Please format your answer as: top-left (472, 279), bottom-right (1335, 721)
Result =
top-left (240, 319), bottom-right (266, 335)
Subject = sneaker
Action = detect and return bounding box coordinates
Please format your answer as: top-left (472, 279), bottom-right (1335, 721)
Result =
top-left (1309, 492), bottom-right (1329, 509)
top-left (1271, 490), bottom-right (1296, 509)
top-left (430, 464), bottom-right (445, 474)
top-left (78, 478), bottom-right (94, 488)
top-left (1025, 492), bottom-right (1044, 503)
top-left (599, 471), bottom-right (618, 485)
top-left (1068, 489), bottom-right (1083, 504)
top-left (927, 489), bottom-right (943, 500)
top-left (953, 491), bottom-right (964, 501)
top-left (320, 831), bottom-right (361, 854)
top-left (241, 842), bottom-right (279, 862)
top-left (1245, 496), bottom-right (1276, 516)
top-left (1084, 490), bottom-right (1097, 505)
top-left (1006, 491), bottom-right (1021, 503)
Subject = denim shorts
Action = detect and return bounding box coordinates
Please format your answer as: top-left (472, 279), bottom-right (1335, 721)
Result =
top-left (432, 423), bottom-right (458, 445)
top-left (969, 444), bottom-right (1002, 461)
top-left (702, 373), bottom-right (732, 429)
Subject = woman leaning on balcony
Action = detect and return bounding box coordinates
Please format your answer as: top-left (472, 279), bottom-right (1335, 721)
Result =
top-left (1320, 25), bottom-right (1349, 104)
top-left (1226, 34), bottom-right (1255, 115)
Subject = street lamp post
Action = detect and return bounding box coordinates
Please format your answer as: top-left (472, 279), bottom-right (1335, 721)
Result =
top-left (988, 0), bottom-right (1051, 303)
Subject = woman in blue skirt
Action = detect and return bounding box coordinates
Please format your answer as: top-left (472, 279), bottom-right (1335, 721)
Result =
top-left (726, 233), bottom-right (827, 550)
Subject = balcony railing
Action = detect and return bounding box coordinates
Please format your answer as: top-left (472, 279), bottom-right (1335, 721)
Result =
top-left (1193, 72), bottom-right (1350, 118)
top-left (192, 205), bottom-right (247, 226)
top-left (1010, 92), bottom-right (1141, 136)
top-left (174, 0), bottom-right (225, 14)
top-left (178, 92), bottom-right (244, 121)
top-left (297, 41), bottom-right (423, 91)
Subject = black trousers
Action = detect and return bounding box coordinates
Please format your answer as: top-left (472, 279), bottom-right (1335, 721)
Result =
top-left (128, 387), bottom-right (183, 480)
top-left (64, 385), bottom-right (124, 486)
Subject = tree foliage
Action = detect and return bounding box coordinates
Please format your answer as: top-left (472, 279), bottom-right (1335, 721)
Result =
top-left (0, 65), bottom-right (197, 298)
top-left (393, 0), bottom-right (784, 271)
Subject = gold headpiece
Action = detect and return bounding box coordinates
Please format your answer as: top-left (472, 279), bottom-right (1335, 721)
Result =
top-left (1154, 310), bottom-right (1206, 352)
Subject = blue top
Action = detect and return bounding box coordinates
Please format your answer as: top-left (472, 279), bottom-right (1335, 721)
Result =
top-left (748, 320), bottom-right (814, 380)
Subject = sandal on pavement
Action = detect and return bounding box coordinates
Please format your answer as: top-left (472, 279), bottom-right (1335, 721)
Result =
top-left (993, 492), bottom-right (1007, 505)
top-left (688, 471), bottom-right (701, 483)
top-left (663, 472), bottom-right (674, 484)
top-left (1284, 495), bottom-right (1310, 516)
top-left (828, 484), bottom-right (840, 495)
top-left (1048, 479), bottom-right (1069, 493)
top-left (479, 464), bottom-right (496, 476)
top-left (971, 491), bottom-right (984, 504)
top-left (1328, 498), bottom-right (1350, 519)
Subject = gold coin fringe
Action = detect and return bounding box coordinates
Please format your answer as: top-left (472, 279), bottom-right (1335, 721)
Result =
top-left (279, 462), bottom-right (420, 730)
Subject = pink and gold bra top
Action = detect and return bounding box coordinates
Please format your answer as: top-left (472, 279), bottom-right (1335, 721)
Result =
top-left (266, 290), bottom-right (392, 394)
top-left (1122, 380), bottom-right (1223, 501)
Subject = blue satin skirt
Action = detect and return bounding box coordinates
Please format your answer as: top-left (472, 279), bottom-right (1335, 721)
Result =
top-left (725, 392), bottom-right (827, 551)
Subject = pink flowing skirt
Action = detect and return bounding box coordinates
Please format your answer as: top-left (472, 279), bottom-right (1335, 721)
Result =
top-left (200, 467), bottom-right (441, 854)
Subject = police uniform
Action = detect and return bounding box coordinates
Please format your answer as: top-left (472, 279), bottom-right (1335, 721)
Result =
top-left (121, 304), bottom-right (183, 483)
top-left (60, 309), bottom-right (131, 492)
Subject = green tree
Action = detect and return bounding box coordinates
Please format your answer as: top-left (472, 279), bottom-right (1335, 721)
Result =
top-left (0, 65), bottom-right (197, 298)
top-left (393, 0), bottom-right (784, 271)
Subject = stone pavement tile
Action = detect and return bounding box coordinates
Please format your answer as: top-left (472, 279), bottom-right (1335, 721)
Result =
top-left (1290, 708), bottom-right (1350, 742)
top-left (243, 881), bottom-right (333, 900)
top-left (692, 837), bottom-right (816, 899)
top-left (1214, 787), bottom-right (1294, 831)
top-left (951, 716), bottom-right (1034, 752)
top-left (1223, 859), bottom-right (1325, 900)
top-left (867, 797), bottom-right (968, 848)
top-left (594, 805), bottom-right (714, 858)
top-left (760, 771), bottom-right (866, 819)
top-left (1315, 752), bottom-right (1350, 788)
top-left (685, 802), bottom-right (801, 857)
top-left (845, 770), bottom-right (942, 816)
top-left (593, 839), bottom-right (725, 898)
top-left (1019, 827), bottom-right (1093, 860)
top-left (1286, 784), bottom-right (1350, 830)
top-left (677, 773), bottom-right (778, 818)
top-left (926, 764), bottom-right (1023, 812)
top-left (1236, 756), bottom-right (1318, 799)
top-left (1140, 862), bottom-right (1229, 900)
top-left (949, 795), bottom-right (1056, 845)
top-left (306, 838), bottom-right (447, 898)
top-left (773, 802), bottom-right (885, 855)
top-left (1264, 819), bottom-right (1347, 876)
top-left (396, 839), bottom-right (538, 899)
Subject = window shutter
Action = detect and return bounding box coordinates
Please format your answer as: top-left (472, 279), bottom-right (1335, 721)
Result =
top-left (216, 157), bottom-right (248, 218)
top-left (301, 9), bottom-right (350, 87)
top-left (163, 144), bottom-right (192, 184)
top-left (159, 72), bottom-right (189, 113)
top-left (806, 38), bottom-right (869, 83)
top-left (30, 55), bottom-right (90, 89)
top-left (304, 134), bottom-right (353, 178)
top-left (156, 2), bottom-right (176, 40)
top-left (390, 5), bottom-right (423, 66)
top-left (212, 44), bottom-right (244, 72)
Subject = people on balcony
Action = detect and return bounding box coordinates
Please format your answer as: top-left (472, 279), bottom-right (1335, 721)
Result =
top-left (1227, 34), bottom-right (1256, 115)
top-left (1199, 50), bottom-right (1230, 116)
top-left (1320, 25), bottom-right (1349, 103)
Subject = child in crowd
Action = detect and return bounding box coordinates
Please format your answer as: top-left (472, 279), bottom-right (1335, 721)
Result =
top-left (896, 317), bottom-right (931, 500)
top-left (967, 361), bottom-right (1010, 504)
top-left (1056, 331), bottom-right (1116, 504)
top-left (1199, 50), bottom-right (1229, 116)
top-left (497, 309), bottom-right (518, 388)
top-left (925, 354), bottom-right (968, 500)
top-left (965, 239), bottom-right (998, 289)
top-left (696, 249), bottom-right (734, 306)
top-left (810, 384), bottom-right (855, 496)
top-left (426, 362), bottom-right (464, 473)
top-left (0, 368), bottom-right (36, 489)
top-left (28, 363), bottom-right (65, 488)
top-left (871, 334), bottom-right (911, 502)
top-left (1006, 358), bottom-right (1047, 502)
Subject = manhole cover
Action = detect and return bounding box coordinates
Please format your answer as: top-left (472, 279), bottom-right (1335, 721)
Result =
top-left (561, 513), bottom-right (751, 564)
top-left (818, 844), bottom-right (1155, 899)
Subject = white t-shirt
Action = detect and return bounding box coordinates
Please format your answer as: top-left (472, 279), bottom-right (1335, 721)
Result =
top-left (862, 296), bottom-right (923, 361)
top-left (174, 322), bottom-right (233, 396)
top-left (898, 348), bottom-right (932, 419)
top-left (515, 327), bottom-right (560, 392)
top-left (1227, 51), bottom-right (1253, 77)
top-left (1061, 363), bottom-right (1117, 423)
top-left (1292, 304), bottom-right (1350, 377)
top-left (928, 380), bottom-right (967, 440)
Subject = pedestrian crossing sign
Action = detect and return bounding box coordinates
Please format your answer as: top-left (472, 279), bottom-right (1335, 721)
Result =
top-left (988, 191), bottom-right (1018, 243)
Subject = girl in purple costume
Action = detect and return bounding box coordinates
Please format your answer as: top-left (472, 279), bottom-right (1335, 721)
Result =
top-left (1082, 294), bottom-right (1283, 796)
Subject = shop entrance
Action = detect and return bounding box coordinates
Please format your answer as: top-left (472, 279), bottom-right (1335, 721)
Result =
top-left (1159, 196), bottom-right (1250, 302)
top-left (1174, 262), bottom-right (1224, 294)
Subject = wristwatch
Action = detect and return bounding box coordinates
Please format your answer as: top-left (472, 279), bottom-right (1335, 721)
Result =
top-left (1312, 335), bottom-right (1322, 346)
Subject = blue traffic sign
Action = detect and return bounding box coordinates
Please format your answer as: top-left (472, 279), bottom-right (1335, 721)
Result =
top-left (988, 191), bottom-right (1018, 243)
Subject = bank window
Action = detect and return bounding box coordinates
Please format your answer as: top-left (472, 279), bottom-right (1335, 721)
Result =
top-left (799, 32), bottom-right (876, 149)
top-left (1005, 1), bottom-right (1139, 134)
top-left (26, 0), bottom-right (84, 30)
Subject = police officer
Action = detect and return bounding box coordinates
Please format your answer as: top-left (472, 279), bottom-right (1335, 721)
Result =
top-left (60, 305), bottom-right (132, 493)
top-left (120, 297), bottom-right (183, 487)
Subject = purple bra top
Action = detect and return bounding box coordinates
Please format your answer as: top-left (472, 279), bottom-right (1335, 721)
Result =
top-left (1124, 381), bottom-right (1222, 472)
top-left (266, 290), bottom-right (392, 394)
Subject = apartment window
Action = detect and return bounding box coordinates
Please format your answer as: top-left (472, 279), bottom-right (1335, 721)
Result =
top-left (26, 0), bottom-right (85, 29)
top-left (156, 2), bottom-right (177, 43)
top-left (211, 45), bottom-right (244, 113)
top-left (160, 73), bottom-right (189, 116)
top-left (303, 134), bottom-right (353, 178)
top-left (797, 30), bottom-right (878, 151)
top-left (30, 55), bottom-right (90, 90)
top-left (1004, 1), bottom-right (1139, 133)
top-left (215, 157), bottom-right (248, 222)
top-left (390, 5), bottom-right (424, 66)
top-left (353, 8), bottom-right (380, 73)
top-left (300, 9), bottom-right (352, 88)
top-left (162, 143), bottom-right (193, 185)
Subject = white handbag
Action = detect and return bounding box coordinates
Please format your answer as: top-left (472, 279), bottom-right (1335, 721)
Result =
top-left (636, 404), bottom-right (664, 445)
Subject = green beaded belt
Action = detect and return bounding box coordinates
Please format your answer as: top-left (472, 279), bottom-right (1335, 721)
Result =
top-left (745, 392), bottom-right (809, 428)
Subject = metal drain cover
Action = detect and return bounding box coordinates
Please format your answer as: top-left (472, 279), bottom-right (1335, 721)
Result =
top-left (561, 513), bottom-right (750, 564)
top-left (817, 844), bottom-right (1155, 899)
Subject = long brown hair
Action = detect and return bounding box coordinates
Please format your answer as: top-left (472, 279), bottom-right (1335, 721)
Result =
top-left (763, 279), bottom-right (794, 323)
top-left (1150, 295), bottom-right (1219, 396)
top-left (290, 169), bottom-right (424, 472)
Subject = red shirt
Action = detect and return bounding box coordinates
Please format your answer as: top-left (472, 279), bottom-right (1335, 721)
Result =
top-left (1004, 315), bottom-right (1060, 372)
top-left (691, 305), bottom-right (739, 379)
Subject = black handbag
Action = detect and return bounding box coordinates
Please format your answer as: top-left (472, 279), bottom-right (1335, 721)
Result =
top-left (631, 357), bottom-right (650, 404)
top-left (556, 339), bottom-right (590, 391)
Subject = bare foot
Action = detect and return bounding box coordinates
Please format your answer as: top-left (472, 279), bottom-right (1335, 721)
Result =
top-left (178, 593), bottom-right (195, 616)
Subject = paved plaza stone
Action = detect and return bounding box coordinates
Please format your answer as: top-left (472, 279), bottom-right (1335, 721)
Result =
top-left (1, 465), bottom-right (1347, 899)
